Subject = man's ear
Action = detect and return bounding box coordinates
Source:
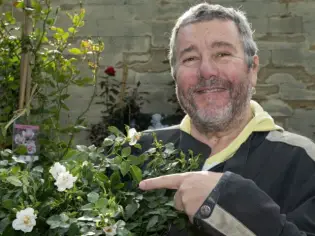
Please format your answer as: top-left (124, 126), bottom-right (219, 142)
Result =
top-left (250, 55), bottom-right (259, 87)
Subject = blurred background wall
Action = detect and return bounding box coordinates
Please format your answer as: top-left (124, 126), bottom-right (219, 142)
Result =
top-left (2, 0), bottom-right (315, 142)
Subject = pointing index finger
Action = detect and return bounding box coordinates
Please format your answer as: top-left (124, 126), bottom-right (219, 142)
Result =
top-left (139, 173), bottom-right (187, 190)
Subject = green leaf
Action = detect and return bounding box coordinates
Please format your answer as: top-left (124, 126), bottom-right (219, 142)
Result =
top-left (95, 173), bottom-right (109, 183)
top-left (6, 176), bottom-right (22, 186)
top-left (146, 215), bottom-right (159, 230)
top-left (60, 94), bottom-right (70, 100)
top-left (110, 171), bottom-right (121, 188)
top-left (11, 165), bottom-right (20, 174)
top-left (121, 147), bottom-right (131, 157)
top-left (80, 203), bottom-right (94, 211)
top-left (46, 215), bottom-right (62, 229)
top-left (76, 145), bottom-right (88, 152)
top-left (46, 18), bottom-right (54, 25)
top-left (147, 148), bottom-right (156, 154)
top-left (95, 198), bottom-right (108, 209)
top-left (61, 102), bottom-right (70, 111)
top-left (133, 143), bottom-right (142, 149)
top-left (119, 161), bottom-right (130, 177)
top-left (67, 223), bottom-right (80, 236)
top-left (68, 48), bottom-right (82, 55)
top-left (108, 126), bottom-right (122, 136)
top-left (87, 192), bottom-right (99, 203)
top-left (23, 185), bottom-right (28, 194)
top-left (77, 216), bottom-right (96, 221)
top-left (55, 27), bottom-right (64, 34)
top-left (21, 175), bottom-right (29, 186)
top-left (4, 12), bottom-right (16, 24)
top-left (74, 77), bottom-right (94, 86)
top-left (2, 199), bottom-right (14, 210)
top-left (64, 149), bottom-right (79, 159)
top-left (164, 142), bottom-right (175, 155)
top-left (0, 217), bottom-right (10, 233)
top-left (148, 201), bottom-right (159, 209)
top-left (62, 32), bottom-right (69, 41)
top-left (0, 211), bottom-right (5, 219)
top-left (127, 155), bottom-right (144, 166)
top-left (68, 27), bottom-right (77, 34)
top-left (114, 183), bottom-right (125, 190)
top-left (130, 165), bottom-right (142, 183)
top-left (14, 1), bottom-right (25, 8)
top-left (60, 213), bottom-right (69, 222)
top-left (72, 15), bottom-right (80, 25)
top-left (32, 166), bottom-right (44, 173)
top-left (125, 201), bottom-right (140, 220)
top-left (102, 138), bottom-right (114, 146)
top-left (14, 145), bottom-right (27, 155)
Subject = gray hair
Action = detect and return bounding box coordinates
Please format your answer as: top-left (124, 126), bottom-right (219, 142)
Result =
top-left (168, 3), bottom-right (258, 79)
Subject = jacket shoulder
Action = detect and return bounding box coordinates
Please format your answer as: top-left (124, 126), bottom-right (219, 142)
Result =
top-left (138, 125), bottom-right (181, 149)
top-left (265, 130), bottom-right (315, 162)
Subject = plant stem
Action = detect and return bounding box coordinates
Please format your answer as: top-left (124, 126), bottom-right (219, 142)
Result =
top-left (62, 50), bottom-right (101, 158)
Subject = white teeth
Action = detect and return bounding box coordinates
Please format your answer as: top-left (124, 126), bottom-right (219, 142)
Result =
top-left (198, 88), bottom-right (224, 93)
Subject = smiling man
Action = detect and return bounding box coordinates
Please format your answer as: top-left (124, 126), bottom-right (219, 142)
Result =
top-left (138, 3), bottom-right (315, 236)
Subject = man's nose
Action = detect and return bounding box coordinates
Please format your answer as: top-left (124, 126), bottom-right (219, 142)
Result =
top-left (199, 57), bottom-right (219, 79)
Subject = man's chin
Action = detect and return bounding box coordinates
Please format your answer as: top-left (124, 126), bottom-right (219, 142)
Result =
top-left (193, 106), bottom-right (233, 122)
top-left (194, 105), bottom-right (232, 117)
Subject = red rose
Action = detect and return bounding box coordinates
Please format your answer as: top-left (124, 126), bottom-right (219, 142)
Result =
top-left (104, 66), bottom-right (116, 76)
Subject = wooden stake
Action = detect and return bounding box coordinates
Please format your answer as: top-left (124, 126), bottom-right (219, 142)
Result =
top-left (18, 0), bottom-right (32, 110)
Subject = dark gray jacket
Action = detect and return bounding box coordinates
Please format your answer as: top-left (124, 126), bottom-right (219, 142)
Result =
top-left (138, 125), bottom-right (315, 236)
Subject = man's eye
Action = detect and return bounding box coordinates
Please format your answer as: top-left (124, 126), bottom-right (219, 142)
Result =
top-left (216, 52), bottom-right (231, 57)
top-left (183, 57), bottom-right (199, 63)
top-left (183, 57), bottom-right (195, 62)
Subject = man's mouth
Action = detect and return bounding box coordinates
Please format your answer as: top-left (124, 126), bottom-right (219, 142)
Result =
top-left (195, 87), bottom-right (227, 94)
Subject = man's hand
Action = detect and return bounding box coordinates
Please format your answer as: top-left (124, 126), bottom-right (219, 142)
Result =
top-left (139, 171), bottom-right (223, 222)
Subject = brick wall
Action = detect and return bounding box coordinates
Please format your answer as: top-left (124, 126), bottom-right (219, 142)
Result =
top-left (3, 0), bottom-right (315, 143)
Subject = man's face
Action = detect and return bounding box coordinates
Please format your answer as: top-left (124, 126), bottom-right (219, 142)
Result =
top-left (175, 20), bottom-right (258, 132)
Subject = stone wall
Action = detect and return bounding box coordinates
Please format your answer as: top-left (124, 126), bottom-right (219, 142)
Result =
top-left (3, 0), bottom-right (315, 142)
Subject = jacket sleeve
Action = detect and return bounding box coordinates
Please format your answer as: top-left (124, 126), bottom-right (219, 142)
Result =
top-left (193, 171), bottom-right (315, 236)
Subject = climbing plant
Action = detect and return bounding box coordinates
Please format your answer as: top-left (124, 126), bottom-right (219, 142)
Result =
top-left (0, 0), bottom-right (102, 160)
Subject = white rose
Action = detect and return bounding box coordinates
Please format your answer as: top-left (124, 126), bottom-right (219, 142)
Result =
top-left (49, 162), bottom-right (67, 180)
top-left (103, 224), bottom-right (117, 236)
top-left (12, 207), bottom-right (37, 233)
top-left (54, 171), bottom-right (77, 192)
top-left (127, 128), bottom-right (141, 146)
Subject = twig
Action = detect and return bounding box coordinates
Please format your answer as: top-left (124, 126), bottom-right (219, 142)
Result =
top-left (4, 84), bottom-right (38, 132)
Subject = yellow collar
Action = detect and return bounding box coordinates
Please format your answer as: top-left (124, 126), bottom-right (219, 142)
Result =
top-left (179, 100), bottom-right (283, 170)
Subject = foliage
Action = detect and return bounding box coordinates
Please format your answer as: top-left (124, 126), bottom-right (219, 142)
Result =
top-left (0, 126), bottom-right (201, 235)
top-left (0, 1), bottom-right (202, 235)
top-left (0, 0), bottom-right (102, 161)
top-left (163, 81), bottom-right (185, 126)
top-left (89, 70), bottom-right (151, 147)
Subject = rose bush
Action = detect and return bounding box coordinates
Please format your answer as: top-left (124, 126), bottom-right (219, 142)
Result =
top-left (0, 1), bottom-right (200, 235)
top-left (0, 126), bottom-right (201, 235)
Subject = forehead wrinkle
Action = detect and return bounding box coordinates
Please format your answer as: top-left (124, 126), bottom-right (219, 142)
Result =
top-left (179, 44), bottom-right (198, 58)
top-left (208, 40), bottom-right (237, 52)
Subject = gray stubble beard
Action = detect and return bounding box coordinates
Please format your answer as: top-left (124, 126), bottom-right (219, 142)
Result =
top-left (176, 77), bottom-right (252, 135)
